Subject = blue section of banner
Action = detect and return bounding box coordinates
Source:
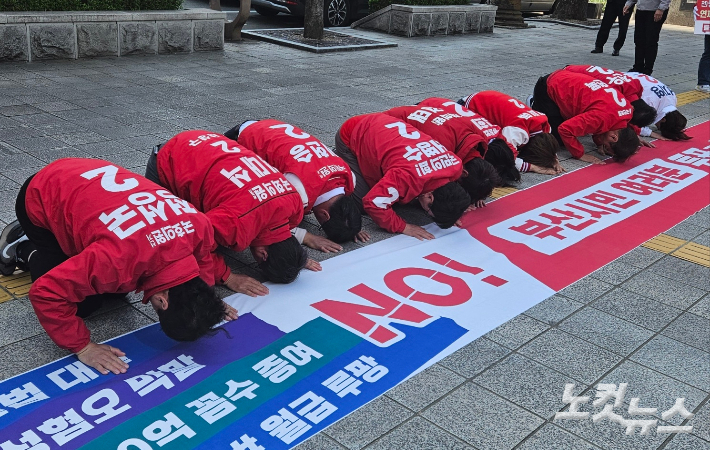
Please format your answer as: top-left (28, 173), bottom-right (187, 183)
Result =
top-left (195, 317), bottom-right (467, 450)
top-left (0, 314), bottom-right (285, 445)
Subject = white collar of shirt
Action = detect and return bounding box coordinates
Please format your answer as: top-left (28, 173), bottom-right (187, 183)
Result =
top-left (238, 120), bottom-right (257, 135)
top-left (284, 173), bottom-right (309, 209)
top-left (314, 187), bottom-right (345, 207)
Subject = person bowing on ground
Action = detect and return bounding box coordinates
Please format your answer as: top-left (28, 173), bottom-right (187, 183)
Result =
top-left (529, 69), bottom-right (641, 165)
top-left (334, 113), bottom-right (470, 240)
top-left (383, 98), bottom-right (504, 207)
top-left (228, 119), bottom-right (369, 251)
top-left (459, 90), bottom-right (564, 175)
top-left (0, 158), bottom-right (233, 375)
top-left (145, 131), bottom-right (321, 298)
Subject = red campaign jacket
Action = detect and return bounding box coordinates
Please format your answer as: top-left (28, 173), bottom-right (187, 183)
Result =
top-left (384, 97), bottom-right (495, 163)
top-left (237, 119), bottom-right (354, 213)
top-left (563, 65), bottom-right (643, 103)
top-left (25, 158), bottom-right (217, 353)
top-left (462, 90), bottom-right (551, 149)
top-left (339, 113), bottom-right (463, 233)
top-left (157, 130), bottom-right (304, 282)
top-left (547, 70), bottom-right (633, 158)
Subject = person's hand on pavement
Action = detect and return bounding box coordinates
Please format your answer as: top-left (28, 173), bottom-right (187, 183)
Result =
top-left (302, 232), bottom-right (342, 253)
top-left (224, 273), bottom-right (269, 297)
top-left (223, 301), bottom-right (239, 321)
top-left (580, 154), bottom-right (606, 165)
top-left (354, 230), bottom-right (370, 243)
top-left (402, 224), bottom-right (435, 240)
top-left (305, 258), bottom-right (322, 271)
top-left (76, 342), bottom-right (128, 375)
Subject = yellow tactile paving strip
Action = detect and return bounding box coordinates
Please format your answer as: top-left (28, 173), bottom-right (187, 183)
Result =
top-left (641, 234), bottom-right (687, 252)
top-left (489, 187), bottom-right (519, 199)
top-left (642, 234), bottom-right (710, 268)
top-left (0, 287), bottom-right (12, 304)
top-left (676, 90), bottom-right (710, 106)
top-left (0, 272), bottom-right (33, 300)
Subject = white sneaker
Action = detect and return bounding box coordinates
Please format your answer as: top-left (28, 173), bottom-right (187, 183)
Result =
top-left (526, 94), bottom-right (534, 108)
top-left (696, 85), bottom-right (710, 93)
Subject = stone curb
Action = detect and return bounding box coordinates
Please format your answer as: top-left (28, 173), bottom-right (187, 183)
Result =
top-left (352, 4), bottom-right (497, 37)
top-left (241, 28), bottom-right (398, 53)
top-left (0, 8), bottom-right (225, 62)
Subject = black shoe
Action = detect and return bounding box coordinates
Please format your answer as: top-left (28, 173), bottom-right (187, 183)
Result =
top-left (612, 49), bottom-right (620, 56)
top-left (591, 47), bottom-right (603, 53)
top-left (0, 220), bottom-right (27, 276)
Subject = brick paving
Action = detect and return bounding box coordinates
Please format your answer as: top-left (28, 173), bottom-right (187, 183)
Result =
top-left (0, 19), bottom-right (707, 450)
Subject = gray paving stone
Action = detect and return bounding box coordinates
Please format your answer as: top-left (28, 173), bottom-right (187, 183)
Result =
top-left (648, 256), bottom-right (710, 291)
top-left (523, 294), bottom-right (584, 326)
top-left (518, 329), bottom-right (623, 384)
top-left (483, 314), bottom-right (549, 350)
top-left (661, 312), bottom-right (710, 352)
top-left (294, 433), bottom-right (346, 450)
top-left (84, 305), bottom-right (156, 345)
top-left (590, 260), bottom-right (644, 285)
top-left (600, 360), bottom-right (707, 425)
top-left (684, 208), bottom-right (710, 229)
top-left (555, 412), bottom-right (671, 450)
top-left (690, 400), bottom-right (710, 443)
top-left (364, 416), bottom-right (473, 450)
top-left (0, 105), bottom-right (43, 116)
top-left (0, 333), bottom-right (73, 381)
top-left (422, 382), bottom-right (544, 450)
top-left (438, 337), bottom-right (510, 378)
top-left (630, 336), bottom-right (710, 392)
top-left (53, 131), bottom-right (108, 146)
top-left (592, 288), bottom-right (682, 332)
top-left (0, 299), bottom-right (45, 348)
top-left (558, 277), bottom-right (614, 304)
top-left (475, 353), bottom-right (586, 419)
top-left (692, 230), bottom-right (710, 247)
top-left (663, 434), bottom-right (710, 450)
top-left (516, 423), bottom-right (602, 450)
top-left (2, 136), bottom-right (67, 153)
top-left (385, 363), bottom-right (465, 412)
top-left (324, 396), bottom-right (412, 450)
top-left (689, 294), bottom-right (710, 320)
top-left (558, 307), bottom-right (653, 356)
top-left (664, 221), bottom-right (707, 241)
top-left (621, 271), bottom-right (707, 310)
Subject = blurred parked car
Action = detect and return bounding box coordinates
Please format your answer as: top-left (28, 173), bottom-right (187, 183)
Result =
top-left (252, 0), bottom-right (370, 26)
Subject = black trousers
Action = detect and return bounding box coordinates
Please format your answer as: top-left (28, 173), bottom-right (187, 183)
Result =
top-left (631, 9), bottom-right (668, 75)
top-left (531, 75), bottom-right (565, 145)
top-left (144, 145), bottom-right (161, 185)
top-left (15, 176), bottom-right (114, 318)
top-left (595, 0), bottom-right (632, 51)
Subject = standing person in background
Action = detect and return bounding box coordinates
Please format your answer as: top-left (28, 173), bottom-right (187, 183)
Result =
top-left (698, 34), bottom-right (710, 93)
top-left (592, 0), bottom-right (634, 56)
top-left (624, 0), bottom-right (670, 75)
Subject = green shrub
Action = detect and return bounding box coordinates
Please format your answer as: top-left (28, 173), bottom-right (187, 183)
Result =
top-left (0, 0), bottom-right (182, 11)
top-left (370, 0), bottom-right (470, 13)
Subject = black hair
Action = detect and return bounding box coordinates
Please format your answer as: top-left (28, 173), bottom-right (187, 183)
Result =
top-left (223, 120), bottom-right (255, 140)
top-left (460, 158), bottom-right (501, 203)
top-left (158, 277), bottom-right (224, 342)
top-left (610, 127), bottom-right (640, 163)
top-left (484, 138), bottom-right (521, 186)
top-left (430, 182), bottom-right (471, 229)
top-left (320, 195), bottom-right (362, 243)
top-left (629, 99), bottom-right (657, 128)
top-left (658, 110), bottom-right (691, 141)
top-left (518, 133), bottom-right (560, 168)
top-left (259, 236), bottom-right (307, 284)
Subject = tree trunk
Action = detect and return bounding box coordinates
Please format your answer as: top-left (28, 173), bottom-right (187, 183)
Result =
top-left (304, 0), bottom-right (324, 40)
top-left (225, 0), bottom-right (251, 40)
top-left (551, 0), bottom-right (587, 20)
top-left (209, 0), bottom-right (221, 11)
